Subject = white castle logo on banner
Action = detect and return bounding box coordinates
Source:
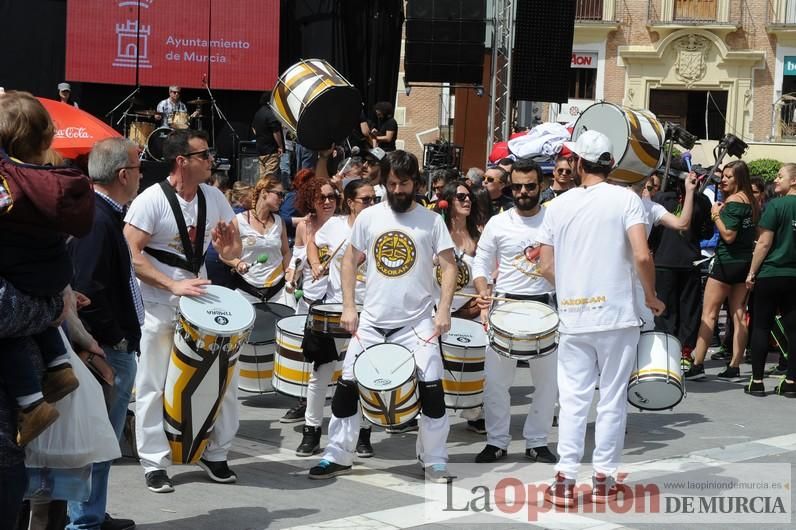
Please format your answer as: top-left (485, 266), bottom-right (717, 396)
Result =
top-left (113, 0), bottom-right (154, 69)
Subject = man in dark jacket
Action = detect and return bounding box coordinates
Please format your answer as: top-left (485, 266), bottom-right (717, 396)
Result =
top-left (66, 138), bottom-right (144, 530)
top-left (650, 174), bottom-right (714, 361)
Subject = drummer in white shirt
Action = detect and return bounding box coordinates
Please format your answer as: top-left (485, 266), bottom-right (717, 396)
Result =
top-left (226, 175), bottom-right (295, 308)
top-left (472, 158), bottom-right (558, 464)
top-left (295, 180), bottom-right (376, 458)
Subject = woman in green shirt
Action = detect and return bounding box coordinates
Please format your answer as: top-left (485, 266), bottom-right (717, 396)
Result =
top-left (744, 164), bottom-right (796, 397)
top-left (686, 160), bottom-right (759, 382)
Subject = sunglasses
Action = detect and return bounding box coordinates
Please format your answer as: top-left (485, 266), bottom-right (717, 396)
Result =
top-left (268, 190), bottom-right (285, 199)
top-left (454, 193), bottom-right (471, 203)
top-left (485, 176), bottom-right (501, 183)
top-left (645, 185), bottom-right (658, 192)
top-left (510, 182), bottom-right (538, 192)
top-left (319, 193), bottom-right (337, 203)
top-left (170, 90), bottom-right (181, 94)
top-left (556, 168), bottom-right (572, 175)
top-left (355, 196), bottom-right (377, 205)
top-left (182, 148), bottom-right (215, 160)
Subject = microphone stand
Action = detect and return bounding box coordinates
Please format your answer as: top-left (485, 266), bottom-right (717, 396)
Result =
top-left (105, 86), bottom-right (141, 127)
top-left (203, 80), bottom-right (237, 150)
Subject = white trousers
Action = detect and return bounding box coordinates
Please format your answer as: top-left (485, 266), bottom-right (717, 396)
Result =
top-left (305, 359), bottom-right (370, 430)
top-left (323, 317), bottom-right (449, 467)
top-left (555, 327), bottom-right (639, 479)
top-left (483, 345), bottom-right (557, 449)
top-left (135, 302), bottom-right (240, 473)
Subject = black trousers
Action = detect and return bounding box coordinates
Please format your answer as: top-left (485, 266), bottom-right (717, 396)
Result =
top-left (654, 267), bottom-right (703, 349)
top-left (750, 276), bottom-right (796, 380)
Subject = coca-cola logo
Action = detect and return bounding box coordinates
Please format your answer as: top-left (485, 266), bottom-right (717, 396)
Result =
top-left (55, 127), bottom-right (91, 139)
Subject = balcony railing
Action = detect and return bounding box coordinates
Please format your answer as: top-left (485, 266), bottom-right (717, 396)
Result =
top-left (648, 0), bottom-right (739, 25)
top-left (576, 0), bottom-right (618, 22)
top-left (767, 0), bottom-right (796, 25)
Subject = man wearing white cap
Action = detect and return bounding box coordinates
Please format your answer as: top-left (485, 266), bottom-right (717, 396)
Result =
top-left (537, 130), bottom-right (664, 507)
top-left (58, 82), bottom-right (78, 108)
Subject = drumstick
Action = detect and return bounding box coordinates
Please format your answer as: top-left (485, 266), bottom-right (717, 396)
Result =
top-left (316, 238), bottom-right (347, 278)
top-left (457, 293), bottom-right (514, 303)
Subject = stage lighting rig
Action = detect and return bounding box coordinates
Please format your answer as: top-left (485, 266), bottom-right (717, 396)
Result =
top-left (664, 122), bottom-right (698, 150)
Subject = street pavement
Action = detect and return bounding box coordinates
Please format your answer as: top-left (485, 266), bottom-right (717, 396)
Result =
top-left (108, 353), bottom-right (795, 529)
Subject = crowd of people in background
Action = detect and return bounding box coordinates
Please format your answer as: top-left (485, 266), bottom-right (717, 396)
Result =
top-left (0, 87), bottom-right (794, 529)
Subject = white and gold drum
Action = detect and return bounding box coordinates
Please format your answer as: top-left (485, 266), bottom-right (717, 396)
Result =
top-left (270, 59), bottom-right (361, 150)
top-left (441, 318), bottom-right (487, 410)
top-left (308, 303), bottom-right (362, 338)
top-left (237, 302), bottom-right (295, 393)
top-left (571, 102), bottom-right (664, 185)
top-left (354, 343), bottom-right (420, 428)
top-left (165, 285), bottom-right (254, 464)
top-left (272, 315), bottom-right (341, 399)
top-left (628, 331), bottom-right (684, 411)
top-left (488, 300), bottom-right (559, 360)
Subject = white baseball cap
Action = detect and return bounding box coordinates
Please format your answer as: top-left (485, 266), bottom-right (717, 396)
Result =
top-left (564, 130), bottom-right (614, 167)
top-left (58, 82), bottom-right (71, 91)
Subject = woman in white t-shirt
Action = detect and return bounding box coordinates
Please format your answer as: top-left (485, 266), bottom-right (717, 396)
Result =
top-left (227, 176), bottom-right (295, 307)
top-left (295, 180), bottom-right (376, 457)
top-left (280, 175), bottom-right (338, 423)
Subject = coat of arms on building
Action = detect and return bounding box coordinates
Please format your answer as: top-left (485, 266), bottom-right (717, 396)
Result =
top-left (674, 34), bottom-right (709, 87)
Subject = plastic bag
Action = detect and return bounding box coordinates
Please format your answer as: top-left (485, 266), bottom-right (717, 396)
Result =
top-left (25, 328), bottom-right (121, 468)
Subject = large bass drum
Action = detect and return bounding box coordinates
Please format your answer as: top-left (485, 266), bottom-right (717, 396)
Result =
top-left (270, 59), bottom-right (360, 150)
top-left (571, 102), bottom-right (664, 185)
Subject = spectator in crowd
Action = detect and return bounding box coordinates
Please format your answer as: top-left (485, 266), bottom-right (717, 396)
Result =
top-left (540, 155), bottom-right (574, 204)
top-left (465, 167), bottom-right (484, 189)
top-left (370, 101), bottom-right (398, 152)
top-left (252, 91), bottom-right (284, 180)
top-left (483, 166), bottom-right (514, 216)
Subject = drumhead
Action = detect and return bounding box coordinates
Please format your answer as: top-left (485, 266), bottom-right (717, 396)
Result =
top-left (145, 126), bottom-right (172, 161)
top-left (248, 303), bottom-right (296, 344)
top-left (572, 102), bottom-right (628, 166)
top-left (276, 314), bottom-right (307, 337)
top-left (178, 285), bottom-right (255, 335)
top-left (490, 301), bottom-right (559, 337)
top-left (442, 318), bottom-right (487, 348)
top-left (354, 343), bottom-right (415, 391)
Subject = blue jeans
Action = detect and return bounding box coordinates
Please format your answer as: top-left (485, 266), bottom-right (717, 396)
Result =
top-left (66, 348), bottom-right (136, 529)
top-left (295, 143), bottom-right (316, 170)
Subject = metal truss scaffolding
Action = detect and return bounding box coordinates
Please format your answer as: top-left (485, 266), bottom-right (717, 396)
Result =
top-left (487, 0), bottom-right (515, 157)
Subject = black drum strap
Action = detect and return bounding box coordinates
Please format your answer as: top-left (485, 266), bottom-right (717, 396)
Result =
top-left (152, 180), bottom-right (207, 275)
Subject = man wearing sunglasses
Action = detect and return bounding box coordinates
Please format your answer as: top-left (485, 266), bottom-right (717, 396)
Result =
top-left (124, 129), bottom-right (244, 494)
top-left (483, 166), bottom-right (514, 216)
top-left (540, 155), bottom-right (575, 204)
top-left (155, 86), bottom-right (198, 128)
top-left (538, 130), bottom-right (664, 508)
top-left (472, 158), bottom-right (558, 466)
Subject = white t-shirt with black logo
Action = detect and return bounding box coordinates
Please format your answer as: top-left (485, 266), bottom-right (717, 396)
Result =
top-left (473, 208), bottom-right (554, 296)
top-left (125, 182), bottom-right (235, 307)
top-left (315, 215), bottom-right (366, 304)
top-left (538, 182), bottom-right (646, 334)
top-left (351, 202), bottom-right (454, 327)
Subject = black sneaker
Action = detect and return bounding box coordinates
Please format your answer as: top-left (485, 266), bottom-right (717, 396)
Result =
top-left (280, 402), bottom-right (306, 424)
top-left (710, 348), bottom-right (731, 361)
top-left (197, 458), bottom-right (237, 483)
top-left (684, 364), bottom-right (706, 381)
top-left (544, 472), bottom-right (576, 508)
top-left (717, 365), bottom-right (742, 382)
top-left (744, 379), bottom-right (766, 397)
top-left (475, 444), bottom-right (507, 463)
top-left (355, 428), bottom-right (374, 458)
top-left (144, 470), bottom-right (174, 493)
top-left (308, 459), bottom-right (352, 480)
top-left (100, 514), bottom-right (136, 530)
top-left (466, 419), bottom-right (486, 434)
top-left (526, 446), bottom-right (558, 463)
top-left (385, 418), bottom-right (418, 434)
top-left (296, 425), bottom-right (322, 457)
top-left (775, 379), bottom-right (796, 398)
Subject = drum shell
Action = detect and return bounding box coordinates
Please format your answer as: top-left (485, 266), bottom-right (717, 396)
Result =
top-left (273, 315), bottom-right (342, 399)
top-left (145, 126), bottom-right (172, 162)
top-left (628, 331), bottom-right (684, 411)
top-left (441, 318), bottom-right (486, 410)
top-left (308, 304), bottom-right (350, 338)
top-left (170, 111), bottom-right (190, 129)
top-left (270, 59), bottom-right (361, 150)
top-left (571, 102), bottom-right (664, 185)
top-left (238, 302), bottom-right (295, 394)
top-left (354, 345), bottom-right (420, 428)
top-left (128, 121), bottom-right (155, 147)
top-left (487, 301), bottom-right (559, 360)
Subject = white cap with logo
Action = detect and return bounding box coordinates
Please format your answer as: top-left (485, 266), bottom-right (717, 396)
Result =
top-left (564, 130), bottom-right (615, 168)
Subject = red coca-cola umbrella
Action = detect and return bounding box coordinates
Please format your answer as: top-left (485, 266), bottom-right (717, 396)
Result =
top-left (36, 98), bottom-right (122, 159)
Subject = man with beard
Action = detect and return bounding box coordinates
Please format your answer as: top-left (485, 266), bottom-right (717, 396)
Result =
top-left (538, 131), bottom-right (664, 507)
top-left (308, 150), bottom-right (458, 483)
top-left (472, 158), bottom-right (558, 464)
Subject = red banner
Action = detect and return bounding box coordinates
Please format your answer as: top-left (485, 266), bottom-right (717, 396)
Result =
top-left (66, 0), bottom-right (280, 91)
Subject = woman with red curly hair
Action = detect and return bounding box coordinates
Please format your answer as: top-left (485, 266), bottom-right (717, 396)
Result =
top-left (279, 175), bottom-right (338, 423)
